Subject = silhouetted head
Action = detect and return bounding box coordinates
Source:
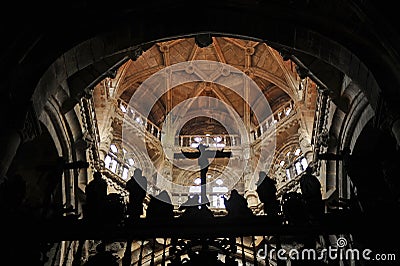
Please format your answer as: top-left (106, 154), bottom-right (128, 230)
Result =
top-left (256, 171), bottom-right (267, 186)
top-left (198, 143), bottom-right (207, 151)
top-left (230, 189), bottom-right (239, 196)
top-left (156, 190), bottom-right (172, 204)
top-left (96, 242), bottom-right (105, 252)
top-left (192, 194), bottom-right (200, 201)
top-left (94, 172), bottom-right (102, 179)
top-left (133, 168), bottom-right (142, 177)
top-left (305, 166), bottom-right (313, 175)
top-left (188, 194), bottom-right (200, 206)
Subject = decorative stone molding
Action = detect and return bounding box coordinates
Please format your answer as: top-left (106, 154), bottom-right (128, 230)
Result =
top-left (19, 102), bottom-right (42, 143)
top-left (298, 127), bottom-right (313, 162)
top-left (245, 190), bottom-right (259, 207)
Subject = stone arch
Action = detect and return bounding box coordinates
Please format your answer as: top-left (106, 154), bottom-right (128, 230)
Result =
top-left (5, 1), bottom-right (398, 216)
top-left (23, 12), bottom-right (390, 205)
top-left (21, 9), bottom-right (392, 204)
top-left (39, 84), bottom-right (90, 210)
top-left (28, 7), bottom-right (389, 125)
top-left (323, 80), bottom-right (375, 199)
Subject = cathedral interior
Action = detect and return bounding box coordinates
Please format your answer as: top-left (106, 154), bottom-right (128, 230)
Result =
top-left (1, 1), bottom-right (400, 265)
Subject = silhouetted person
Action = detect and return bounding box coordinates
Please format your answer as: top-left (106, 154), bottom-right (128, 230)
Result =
top-left (198, 203), bottom-right (214, 220)
top-left (179, 194), bottom-right (201, 219)
top-left (256, 171), bottom-right (280, 217)
top-left (299, 166), bottom-right (324, 222)
top-left (84, 171), bottom-right (108, 222)
top-left (223, 189), bottom-right (253, 218)
top-left (281, 191), bottom-right (308, 225)
top-left (105, 192), bottom-right (126, 225)
top-left (178, 194), bottom-right (214, 220)
top-left (146, 190), bottom-right (174, 222)
top-left (126, 168), bottom-right (147, 220)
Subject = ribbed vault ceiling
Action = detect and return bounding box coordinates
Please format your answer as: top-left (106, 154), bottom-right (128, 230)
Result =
top-left (115, 36), bottom-right (298, 135)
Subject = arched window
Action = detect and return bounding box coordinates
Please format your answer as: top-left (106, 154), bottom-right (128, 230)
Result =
top-left (212, 178), bottom-right (228, 208)
top-left (188, 175), bottom-right (228, 208)
top-left (104, 143), bottom-right (135, 180)
top-left (277, 147), bottom-right (309, 182)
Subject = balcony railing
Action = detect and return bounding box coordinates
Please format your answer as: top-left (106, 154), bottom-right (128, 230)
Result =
top-left (117, 98), bottom-right (162, 141)
top-left (251, 100), bottom-right (295, 141)
top-left (117, 98), bottom-right (296, 148)
top-left (177, 134), bottom-right (241, 149)
top-left (8, 210), bottom-right (379, 266)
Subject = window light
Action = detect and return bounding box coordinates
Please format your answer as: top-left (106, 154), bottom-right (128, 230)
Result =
top-left (295, 162), bottom-right (302, 175)
top-left (286, 168), bottom-right (291, 180)
top-left (216, 179), bottom-right (223, 186)
top-left (191, 143), bottom-right (199, 148)
top-left (212, 186), bottom-right (228, 193)
top-left (189, 186), bottom-right (201, 193)
top-left (111, 160), bottom-right (118, 173)
top-left (110, 144), bottom-right (118, 153)
top-left (136, 117), bottom-right (143, 124)
top-left (104, 155), bottom-right (111, 168)
top-left (194, 137), bottom-right (202, 143)
top-left (214, 136), bottom-right (222, 142)
top-left (122, 168), bottom-right (129, 180)
top-left (301, 157), bottom-right (308, 170)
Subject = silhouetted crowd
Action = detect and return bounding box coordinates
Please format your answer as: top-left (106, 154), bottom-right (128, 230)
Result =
top-left (0, 157), bottom-right (331, 266)
top-left (79, 165), bottom-right (329, 266)
top-left (0, 158), bottom-right (326, 229)
top-left (80, 165), bottom-right (327, 229)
